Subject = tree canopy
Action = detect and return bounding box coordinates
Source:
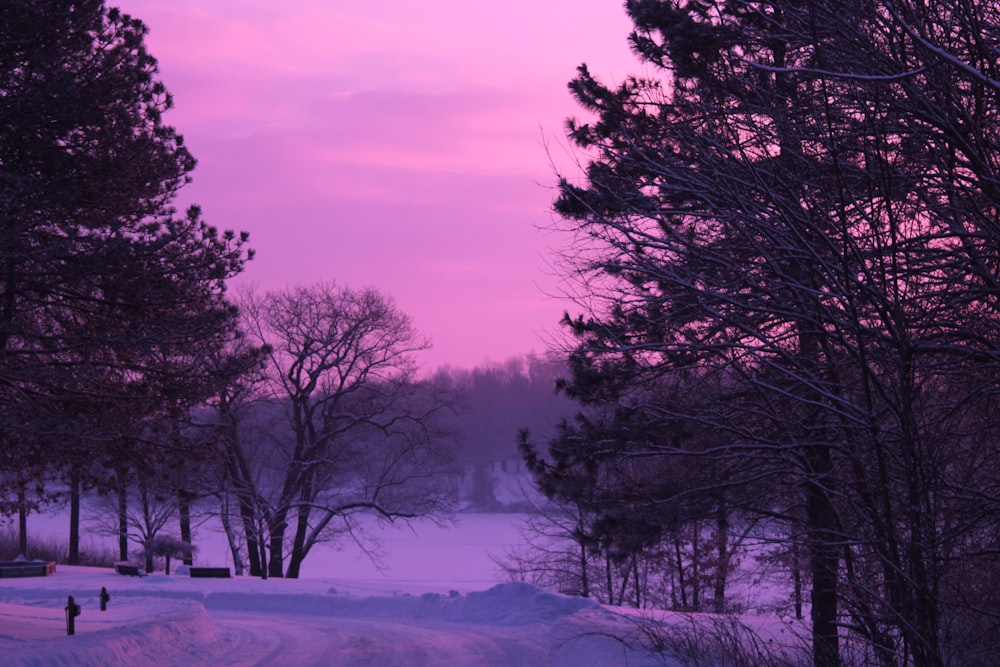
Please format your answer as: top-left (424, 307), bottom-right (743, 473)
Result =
top-left (0, 0), bottom-right (251, 420)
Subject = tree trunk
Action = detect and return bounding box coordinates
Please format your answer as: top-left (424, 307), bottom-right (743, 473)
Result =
top-left (633, 557), bottom-right (641, 608)
top-left (674, 536), bottom-right (688, 611)
top-left (178, 491), bottom-right (193, 565)
top-left (616, 557), bottom-right (632, 607)
top-left (286, 502), bottom-right (312, 579)
top-left (17, 483), bottom-right (27, 559)
top-left (257, 532), bottom-right (269, 580)
top-left (219, 493), bottom-right (244, 576)
top-left (240, 504), bottom-right (262, 577)
top-left (691, 523), bottom-right (701, 612)
top-left (226, 455), bottom-right (263, 576)
top-left (806, 446), bottom-right (841, 667)
top-left (267, 534), bottom-right (283, 577)
top-left (140, 482), bottom-right (154, 573)
top-left (713, 507), bottom-right (729, 614)
top-left (792, 537), bottom-right (803, 621)
top-left (605, 556), bottom-right (614, 606)
top-left (285, 552), bottom-right (304, 579)
top-left (286, 473), bottom-right (327, 579)
top-left (117, 477), bottom-right (128, 561)
top-left (68, 465), bottom-right (81, 565)
top-left (796, 309), bottom-right (841, 667)
top-left (266, 512), bottom-right (287, 578)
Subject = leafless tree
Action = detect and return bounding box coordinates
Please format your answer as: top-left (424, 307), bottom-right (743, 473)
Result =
top-left (229, 283), bottom-right (456, 578)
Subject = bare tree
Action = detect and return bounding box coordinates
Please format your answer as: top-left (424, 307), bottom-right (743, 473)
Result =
top-left (231, 283), bottom-right (456, 578)
top-left (88, 465), bottom-right (177, 572)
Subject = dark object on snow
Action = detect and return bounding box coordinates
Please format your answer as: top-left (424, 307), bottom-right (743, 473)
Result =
top-left (65, 595), bottom-right (81, 635)
top-left (0, 561), bottom-right (56, 578)
top-left (114, 563), bottom-right (146, 577)
top-left (189, 566), bottom-right (231, 578)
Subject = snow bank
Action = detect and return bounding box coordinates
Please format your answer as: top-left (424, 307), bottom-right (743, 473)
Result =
top-left (108, 580), bottom-right (601, 627)
top-left (0, 568), bottom-right (628, 667)
top-left (452, 581), bottom-right (602, 624)
top-left (1, 598), bottom-right (217, 667)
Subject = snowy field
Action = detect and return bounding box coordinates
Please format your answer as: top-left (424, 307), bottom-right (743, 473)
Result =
top-left (0, 512), bottom-right (804, 666)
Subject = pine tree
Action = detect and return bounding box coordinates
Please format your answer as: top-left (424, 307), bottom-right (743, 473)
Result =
top-left (0, 1), bottom-right (252, 535)
top-left (552, 2), bottom-right (1000, 665)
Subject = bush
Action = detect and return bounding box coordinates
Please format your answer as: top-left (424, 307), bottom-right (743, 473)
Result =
top-left (142, 535), bottom-right (196, 574)
top-left (624, 612), bottom-right (808, 667)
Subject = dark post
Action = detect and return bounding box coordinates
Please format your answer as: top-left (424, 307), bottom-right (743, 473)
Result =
top-left (100, 587), bottom-right (110, 611)
top-left (65, 595), bottom-right (81, 635)
top-left (17, 483), bottom-right (28, 558)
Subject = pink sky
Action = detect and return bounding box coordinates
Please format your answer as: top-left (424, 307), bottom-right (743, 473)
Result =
top-left (113, 1), bottom-right (639, 370)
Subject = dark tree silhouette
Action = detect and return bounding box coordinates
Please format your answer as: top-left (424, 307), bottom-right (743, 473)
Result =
top-left (233, 284), bottom-right (455, 578)
top-left (0, 1), bottom-right (251, 556)
top-left (550, 2), bottom-right (1000, 665)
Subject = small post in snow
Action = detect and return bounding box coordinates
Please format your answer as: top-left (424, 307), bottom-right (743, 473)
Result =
top-left (65, 595), bottom-right (81, 635)
top-left (100, 587), bottom-right (110, 611)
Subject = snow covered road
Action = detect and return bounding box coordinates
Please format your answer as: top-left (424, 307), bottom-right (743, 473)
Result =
top-left (206, 611), bottom-right (554, 667)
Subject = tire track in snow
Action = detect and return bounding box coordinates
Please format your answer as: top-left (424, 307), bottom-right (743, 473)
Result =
top-left (206, 611), bottom-right (551, 667)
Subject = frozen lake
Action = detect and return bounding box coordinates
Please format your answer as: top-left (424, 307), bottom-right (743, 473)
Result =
top-left (12, 503), bottom-right (527, 592)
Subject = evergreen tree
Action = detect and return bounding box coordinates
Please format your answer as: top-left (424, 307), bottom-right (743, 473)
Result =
top-left (520, 375), bottom-right (743, 611)
top-left (0, 1), bottom-right (251, 520)
top-left (552, 2), bottom-right (1000, 665)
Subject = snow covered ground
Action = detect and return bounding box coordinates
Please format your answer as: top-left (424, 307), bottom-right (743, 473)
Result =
top-left (1, 512), bottom-right (805, 666)
top-left (0, 566), bottom-right (671, 666)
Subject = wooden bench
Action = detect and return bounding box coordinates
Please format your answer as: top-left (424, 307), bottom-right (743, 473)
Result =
top-left (189, 566), bottom-right (231, 578)
top-left (114, 563), bottom-right (147, 577)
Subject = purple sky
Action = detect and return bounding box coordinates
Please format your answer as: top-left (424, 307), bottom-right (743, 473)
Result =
top-left (114, 1), bottom-right (639, 370)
